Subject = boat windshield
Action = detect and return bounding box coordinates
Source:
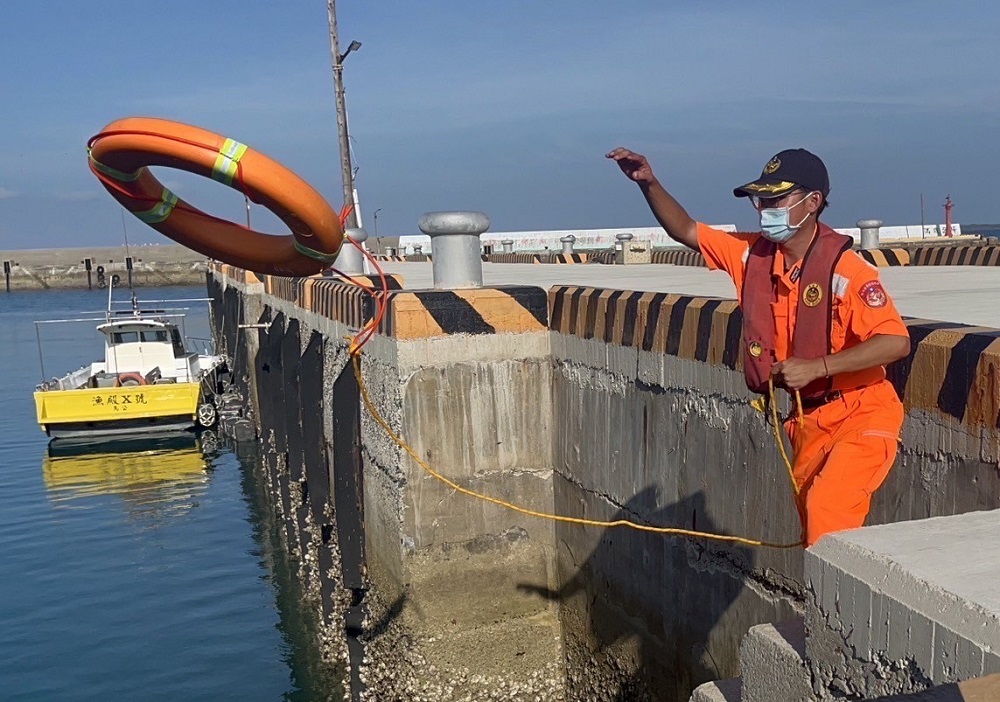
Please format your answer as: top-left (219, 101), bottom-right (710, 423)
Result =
top-left (112, 331), bottom-right (139, 344)
top-left (109, 329), bottom-right (170, 345)
top-left (170, 328), bottom-right (187, 358)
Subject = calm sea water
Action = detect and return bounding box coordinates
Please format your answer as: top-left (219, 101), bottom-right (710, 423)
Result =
top-left (0, 286), bottom-right (341, 701)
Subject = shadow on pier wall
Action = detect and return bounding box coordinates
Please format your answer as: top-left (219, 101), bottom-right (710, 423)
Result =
top-left (521, 487), bottom-right (749, 701)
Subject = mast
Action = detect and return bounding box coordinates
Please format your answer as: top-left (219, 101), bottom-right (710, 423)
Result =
top-left (327, 0), bottom-right (359, 230)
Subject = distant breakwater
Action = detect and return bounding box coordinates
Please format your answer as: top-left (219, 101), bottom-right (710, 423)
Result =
top-left (1, 245), bottom-right (209, 291)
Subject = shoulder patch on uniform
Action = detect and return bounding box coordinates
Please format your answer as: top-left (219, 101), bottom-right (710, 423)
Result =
top-left (859, 280), bottom-right (887, 308)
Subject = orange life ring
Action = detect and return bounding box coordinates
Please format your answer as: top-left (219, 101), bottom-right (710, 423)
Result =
top-left (88, 117), bottom-right (344, 277)
top-left (115, 372), bottom-right (147, 387)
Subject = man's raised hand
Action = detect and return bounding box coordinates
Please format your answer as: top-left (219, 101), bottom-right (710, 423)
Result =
top-left (606, 147), bottom-right (656, 186)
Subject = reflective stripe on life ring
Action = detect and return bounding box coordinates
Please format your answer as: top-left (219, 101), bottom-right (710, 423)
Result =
top-left (87, 117), bottom-right (344, 277)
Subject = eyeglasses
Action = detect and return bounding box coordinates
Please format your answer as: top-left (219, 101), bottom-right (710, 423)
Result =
top-left (750, 189), bottom-right (805, 211)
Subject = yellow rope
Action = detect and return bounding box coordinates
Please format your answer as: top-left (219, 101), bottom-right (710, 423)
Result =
top-left (768, 377), bottom-right (803, 496)
top-left (350, 353), bottom-right (803, 550)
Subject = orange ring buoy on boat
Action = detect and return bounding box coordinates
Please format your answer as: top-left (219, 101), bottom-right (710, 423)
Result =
top-left (115, 372), bottom-right (147, 387)
top-left (87, 117), bottom-right (344, 277)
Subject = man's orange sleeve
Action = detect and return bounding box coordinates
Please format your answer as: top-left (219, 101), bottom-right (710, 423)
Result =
top-left (844, 269), bottom-right (909, 341)
top-left (696, 223), bottom-right (754, 280)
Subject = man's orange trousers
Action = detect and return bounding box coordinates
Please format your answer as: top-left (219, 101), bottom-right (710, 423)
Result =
top-left (784, 380), bottom-right (903, 546)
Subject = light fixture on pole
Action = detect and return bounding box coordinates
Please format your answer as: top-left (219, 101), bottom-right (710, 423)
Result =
top-left (327, 0), bottom-right (360, 230)
top-left (340, 39), bottom-right (362, 63)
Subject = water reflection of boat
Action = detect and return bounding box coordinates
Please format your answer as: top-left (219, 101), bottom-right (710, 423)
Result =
top-left (42, 435), bottom-right (213, 514)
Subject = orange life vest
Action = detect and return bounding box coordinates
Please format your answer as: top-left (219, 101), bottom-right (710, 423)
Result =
top-left (741, 222), bottom-right (853, 398)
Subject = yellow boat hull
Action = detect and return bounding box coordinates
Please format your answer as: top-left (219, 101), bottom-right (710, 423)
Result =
top-left (34, 383), bottom-right (203, 438)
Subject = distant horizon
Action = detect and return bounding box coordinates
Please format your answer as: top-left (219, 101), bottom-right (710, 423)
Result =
top-left (1, 219), bottom-right (997, 256)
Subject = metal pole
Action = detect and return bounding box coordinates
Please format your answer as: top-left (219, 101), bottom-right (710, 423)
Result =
top-left (920, 193), bottom-right (925, 238)
top-left (327, 0), bottom-right (359, 230)
top-left (35, 322), bottom-right (46, 381)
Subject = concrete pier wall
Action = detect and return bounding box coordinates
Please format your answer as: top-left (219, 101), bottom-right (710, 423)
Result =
top-left (210, 266), bottom-right (566, 700)
top-left (208, 264), bottom-right (1000, 702)
top-left (546, 286), bottom-right (1000, 701)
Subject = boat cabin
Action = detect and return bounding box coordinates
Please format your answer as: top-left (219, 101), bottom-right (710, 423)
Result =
top-left (97, 319), bottom-right (188, 384)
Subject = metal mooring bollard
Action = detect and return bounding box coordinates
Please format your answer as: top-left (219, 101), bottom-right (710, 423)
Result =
top-left (857, 219), bottom-right (882, 251)
top-left (413, 245), bottom-right (424, 256)
top-left (418, 211), bottom-right (489, 289)
top-left (501, 239), bottom-right (514, 253)
top-left (336, 227), bottom-right (368, 275)
top-left (561, 235), bottom-right (576, 254)
top-left (615, 232), bottom-right (634, 250)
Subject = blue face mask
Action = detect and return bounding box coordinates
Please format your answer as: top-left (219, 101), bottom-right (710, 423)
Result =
top-left (759, 193), bottom-right (812, 243)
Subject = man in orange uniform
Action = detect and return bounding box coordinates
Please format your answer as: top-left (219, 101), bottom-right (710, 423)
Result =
top-left (607, 147), bottom-right (911, 546)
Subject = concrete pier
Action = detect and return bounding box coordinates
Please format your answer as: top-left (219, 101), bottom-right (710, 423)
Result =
top-left (207, 252), bottom-right (1000, 701)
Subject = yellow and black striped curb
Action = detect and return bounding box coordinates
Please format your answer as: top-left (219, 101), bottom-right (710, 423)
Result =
top-left (886, 318), bottom-right (1000, 429)
top-left (911, 245), bottom-right (1000, 266)
top-left (859, 248), bottom-right (911, 267)
top-left (219, 262), bottom-right (547, 340)
top-left (487, 253), bottom-right (543, 264)
top-left (549, 286), bottom-right (743, 369)
top-left (650, 249), bottom-right (708, 266)
top-left (373, 255), bottom-right (433, 262)
top-left (545, 253), bottom-right (588, 263)
top-left (377, 287), bottom-right (548, 339)
top-left (549, 286), bottom-right (1000, 431)
top-left (588, 251), bottom-right (617, 265)
top-left (486, 253), bottom-right (590, 264)
top-left (214, 262), bottom-right (263, 285)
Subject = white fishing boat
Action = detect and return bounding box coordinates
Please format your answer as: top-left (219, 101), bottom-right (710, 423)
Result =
top-left (33, 282), bottom-right (227, 442)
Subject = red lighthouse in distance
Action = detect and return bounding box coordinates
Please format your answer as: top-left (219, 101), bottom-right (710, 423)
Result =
top-left (944, 195), bottom-right (954, 237)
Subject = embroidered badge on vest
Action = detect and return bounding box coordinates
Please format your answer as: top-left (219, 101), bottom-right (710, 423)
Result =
top-left (859, 280), bottom-right (887, 308)
top-left (748, 341), bottom-right (763, 358)
top-left (802, 283), bottom-right (823, 307)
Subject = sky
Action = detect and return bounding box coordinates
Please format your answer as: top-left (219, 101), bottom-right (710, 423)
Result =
top-left (1, 1), bottom-right (998, 249)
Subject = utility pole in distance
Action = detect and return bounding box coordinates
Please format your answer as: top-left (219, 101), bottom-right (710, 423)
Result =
top-left (327, 0), bottom-right (360, 230)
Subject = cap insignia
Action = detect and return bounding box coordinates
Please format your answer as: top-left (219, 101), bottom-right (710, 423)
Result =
top-left (744, 181), bottom-right (796, 194)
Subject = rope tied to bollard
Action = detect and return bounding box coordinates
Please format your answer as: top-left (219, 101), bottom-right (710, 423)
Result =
top-left (340, 243), bottom-right (804, 550)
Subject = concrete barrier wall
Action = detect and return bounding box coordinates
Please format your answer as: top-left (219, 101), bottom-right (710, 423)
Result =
top-left (547, 286), bottom-right (1000, 701)
top-left (209, 261), bottom-right (1000, 701)
top-left (804, 512), bottom-right (1000, 699)
top-left (211, 264), bottom-right (567, 700)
